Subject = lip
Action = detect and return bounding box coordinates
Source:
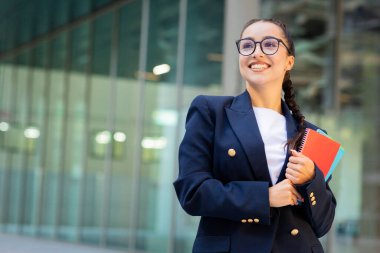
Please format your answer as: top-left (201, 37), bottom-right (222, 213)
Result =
top-left (248, 61), bottom-right (271, 72)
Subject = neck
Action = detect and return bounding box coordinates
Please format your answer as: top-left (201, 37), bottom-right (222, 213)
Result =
top-left (246, 84), bottom-right (282, 113)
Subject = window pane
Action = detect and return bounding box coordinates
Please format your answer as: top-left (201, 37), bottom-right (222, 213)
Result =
top-left (21, 43), bottom-right (49, 236)
top-left (117, 2), bottom-right (141, 79)
top-left (106, 0), bottom-right (142, 249)
top-left (0, 57), bottom-right (15, 230)
top-left (17, 3), bottom-right (34, 45)
top-left (183, 0), bottom-right (224, 87)
top-left (51, 0), bottom-right (70, 28)
top-left (145, 0), bottom-right (179, 84)
top-left (6, 51), bottom-right (31, 233)
top-left (94, 0), bottom-right (112, 9)
top-left (71, 0), bottom-right (91, 19)
top-left (57, 24), bottom-right (90, 241)
top-left (39, 34), bottom-right (67, 238)
top-left (136, 0), bottom-right (179, 252)
top-left (81, 13), bottom-right (112, 245)
top-left (35, 0), bottom-right (50, 36)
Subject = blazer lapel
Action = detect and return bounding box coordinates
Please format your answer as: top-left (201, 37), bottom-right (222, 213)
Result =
top-left (276, 101), bottom-right (299, 183)
top-left (225, 91), bottom-right (272, 184)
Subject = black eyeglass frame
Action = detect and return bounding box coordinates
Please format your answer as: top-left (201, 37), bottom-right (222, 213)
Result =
top-left (235, 36), bottom-right (292, 56)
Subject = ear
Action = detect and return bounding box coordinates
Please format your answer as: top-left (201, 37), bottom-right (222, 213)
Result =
top-left (285, 55), bottom-right (295, 71)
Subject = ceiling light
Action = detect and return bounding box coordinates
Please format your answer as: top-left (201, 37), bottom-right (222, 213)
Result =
top-left (153, 64), bottom-right (171, 75)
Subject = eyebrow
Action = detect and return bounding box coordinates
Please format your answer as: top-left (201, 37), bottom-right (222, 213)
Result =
top-left (240, 35), bottom-right (280, 41)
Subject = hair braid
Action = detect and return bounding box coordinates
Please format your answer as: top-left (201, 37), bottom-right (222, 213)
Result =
top-left (283, 71), bottom-right (306, 150)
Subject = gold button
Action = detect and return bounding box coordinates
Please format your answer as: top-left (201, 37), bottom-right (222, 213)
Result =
top-left (228, 148), bottom-right (236, 157)
top-left (291, 229), bottom-right (299, 236)
top-left (254, 218), bottom-right (260, 223)
top-left (247, 219), bottom-right (253, 223)
top-left (311, 196), bottom-right (316, 201)
top-left (241, 219), bottom-right (247, 223)
top-left (310, 192), bottom-right (314, 198)
top-left (312, 201), bottom-right (317, 206)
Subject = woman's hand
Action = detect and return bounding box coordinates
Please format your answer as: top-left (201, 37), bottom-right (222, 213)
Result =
top-left (286, 149), bottom-right (315, 185)
top-left (269, 179), bottom-right (303, 207)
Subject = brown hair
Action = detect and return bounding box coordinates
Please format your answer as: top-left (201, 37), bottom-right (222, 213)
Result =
top-left (241, 18), bottom-right (305, 150)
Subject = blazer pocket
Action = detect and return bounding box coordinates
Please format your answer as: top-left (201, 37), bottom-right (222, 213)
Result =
top-left (311, 245), bottom-right (324, 253)
top-left (193, 236), bottom-right (230, 253)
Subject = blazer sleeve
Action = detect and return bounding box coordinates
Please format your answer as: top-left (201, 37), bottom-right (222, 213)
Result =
top-left (296, 163), bottom-right (337, 238)
top-left (173, 96), bottom-right (271, 224)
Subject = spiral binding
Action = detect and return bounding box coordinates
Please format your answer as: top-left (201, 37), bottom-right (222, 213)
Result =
top-left (298, 128), bottom-right (310, 153)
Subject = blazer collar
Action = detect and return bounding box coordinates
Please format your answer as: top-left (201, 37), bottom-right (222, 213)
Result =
top-left (229, 90), bottom-right (298, 138)
top-left (226, 90), bottom-right (299, 185)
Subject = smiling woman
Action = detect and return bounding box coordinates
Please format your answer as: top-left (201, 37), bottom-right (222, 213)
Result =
top-left (238, 21), bottom-right (295, 114)
top-left (174, 18), bottom-right (337, 253)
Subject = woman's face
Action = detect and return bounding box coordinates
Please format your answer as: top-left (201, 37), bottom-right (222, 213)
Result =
top-left (239, 21), bottom-right (294, 89)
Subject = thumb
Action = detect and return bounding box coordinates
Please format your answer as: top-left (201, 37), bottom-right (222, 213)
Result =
top-left (290, 149), bottom-right (305, 157)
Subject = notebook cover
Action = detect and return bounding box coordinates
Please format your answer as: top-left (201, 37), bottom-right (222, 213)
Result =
top-left (325, 147), bottom-right (344, 180)
top-left (316, 129), bottom-right (345, 180)
top-left (299, 128), bottom-right (342, 179)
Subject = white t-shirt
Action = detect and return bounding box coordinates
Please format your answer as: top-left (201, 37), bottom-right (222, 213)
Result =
top-left (253, 106), bottom-right (287, 185)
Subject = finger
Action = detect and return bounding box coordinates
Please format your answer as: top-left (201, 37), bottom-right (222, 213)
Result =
top-left (289, 191), bottom-right (299, 206)
top-left (281, 178), bottom-right (293, 185)
top-left (291, 149), bottom-right (306, 157)
top-left (288, 184), bottom-right (302, 201)
top-left (285, 171), bottom-right (294, 181)
top-left (289, 197), bottom-right (296, 206)
top-left (293, 189), bottom-right (303, 200)
top-left (292, 194), bottom-right (299, 205)
top-left (284, 180), bottom-right (303, 202)
top-left (286, 169), bottom-right (300, 179)
top-left (285, 174), bottom-right (302, 199)
top-left (288, 156), bottom-right (305, 164)
top-left (285, 171), bottom-right (298, 183)
top-left (287, 162), bottom-right (302, 171)
top-left (283, 187), bottom-right (295, 206)
top-left (281, 179), bottom-right (304, 206)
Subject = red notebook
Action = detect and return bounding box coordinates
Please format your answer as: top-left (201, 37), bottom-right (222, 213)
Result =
top-left (299, 128), bottom-right (342, 179)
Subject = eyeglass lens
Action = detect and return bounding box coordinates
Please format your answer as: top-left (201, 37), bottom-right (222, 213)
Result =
top-left (238, 38), bottom-right (279, 55)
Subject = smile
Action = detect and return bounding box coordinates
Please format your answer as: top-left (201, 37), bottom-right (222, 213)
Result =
top-left (249, 63), bottom-right (270, 71)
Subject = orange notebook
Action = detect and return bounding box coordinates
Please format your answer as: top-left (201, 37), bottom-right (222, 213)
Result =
top-left (299, 128), bottom-right (343, 180)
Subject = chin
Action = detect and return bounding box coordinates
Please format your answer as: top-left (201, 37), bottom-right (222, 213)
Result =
top-left (245, 77), bottom-right (268, 87)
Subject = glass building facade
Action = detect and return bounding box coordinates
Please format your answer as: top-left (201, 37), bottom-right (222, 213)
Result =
top-left (0, 0), bottom-right (379, 252)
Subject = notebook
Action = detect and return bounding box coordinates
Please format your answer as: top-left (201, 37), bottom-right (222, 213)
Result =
top-left (298, 128), bottom-right (344, 181)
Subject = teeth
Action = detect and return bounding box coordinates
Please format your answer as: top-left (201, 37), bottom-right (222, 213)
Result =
top-left (251, 64), bottom-right (268, 70)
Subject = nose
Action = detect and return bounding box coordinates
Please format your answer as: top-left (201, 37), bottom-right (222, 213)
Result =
top-left (252, 42), bottom-right (264, 57)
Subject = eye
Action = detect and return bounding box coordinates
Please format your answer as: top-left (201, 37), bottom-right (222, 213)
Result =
top-left (240, 41), bottom-right (254, 49)
top-left (262, 39), bottom-right (278, 48)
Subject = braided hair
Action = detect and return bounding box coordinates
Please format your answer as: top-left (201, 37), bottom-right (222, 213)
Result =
top-left (240, 18), bottom-right (306, 150)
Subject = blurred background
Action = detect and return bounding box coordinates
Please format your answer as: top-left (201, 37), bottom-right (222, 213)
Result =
top-left (0, 0), bottom-right (379, 252)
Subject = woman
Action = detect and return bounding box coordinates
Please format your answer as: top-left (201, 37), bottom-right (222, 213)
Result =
top-left (174, 18), bottom-right (336, 253)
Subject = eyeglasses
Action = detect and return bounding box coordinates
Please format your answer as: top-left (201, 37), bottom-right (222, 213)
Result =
top-left (235, 36), bottom-right (291, 56)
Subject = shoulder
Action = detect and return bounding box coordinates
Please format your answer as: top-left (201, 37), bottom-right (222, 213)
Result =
top-left (304, 120), bottom-right (327, 134)
top-left (189, 94), bottom-right (235, 115)
top-left (184, 95), bottom-right (234, 128)
top-left (191, 94), bottom-right (234, 108)
top-left (186, 95), bottom-right (235, 124)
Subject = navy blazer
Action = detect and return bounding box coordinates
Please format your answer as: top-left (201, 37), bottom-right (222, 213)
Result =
top-left (174, 91), bottom-right (336, 253)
